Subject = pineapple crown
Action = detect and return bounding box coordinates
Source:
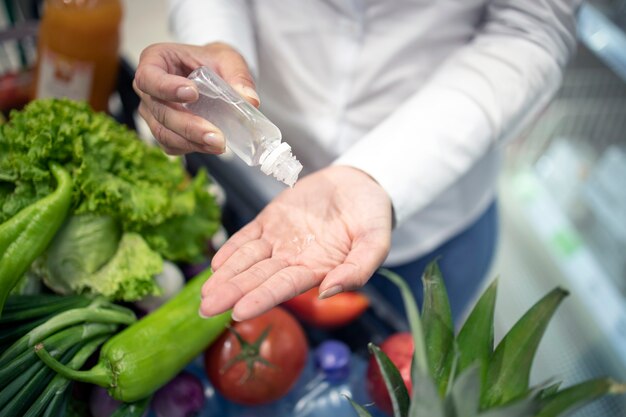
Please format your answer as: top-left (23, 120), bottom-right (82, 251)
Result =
top-left (349, 260), bottom-right (626, 417)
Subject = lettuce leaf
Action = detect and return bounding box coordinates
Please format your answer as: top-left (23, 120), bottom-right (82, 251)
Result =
top-left (0, 99), bottom-right (220, 262)
top-left (37, 214), bottom-right (163, 301)
top-left (39, 213), bottom-right (123, 295)
top-left (79, 233), bottom-right (163, 301)
top-left (0, 99), bottom-right (220, 301)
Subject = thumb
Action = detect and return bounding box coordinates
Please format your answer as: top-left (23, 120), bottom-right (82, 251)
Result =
top-left (216, 50), bottom-right (260, 108)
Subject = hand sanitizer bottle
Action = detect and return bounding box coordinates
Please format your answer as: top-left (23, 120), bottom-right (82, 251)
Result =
top-left (185, 66), bottom-right (303, 187)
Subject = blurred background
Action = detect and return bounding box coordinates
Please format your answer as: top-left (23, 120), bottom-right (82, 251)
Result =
top-left (2, 1), bottom-right (626, 415)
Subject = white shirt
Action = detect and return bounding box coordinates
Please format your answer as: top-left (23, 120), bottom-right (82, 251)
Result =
top-left (169, 0), bottom-right (580, 265)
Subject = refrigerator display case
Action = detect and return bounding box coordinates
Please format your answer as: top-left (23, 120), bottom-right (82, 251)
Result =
top-left (497, 2), bottom-right (626, 415)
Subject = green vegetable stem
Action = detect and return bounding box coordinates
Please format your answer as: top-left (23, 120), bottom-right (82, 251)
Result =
top-left (0, 293), bottom-right (135, 417)
top-left (0, 163), bottom-right (72, 316)
top-left (35, 269), bottom-right (232, 402)
top-left (22, 334), bottom-right (110, 417)
top-left (0, 298), bottom-right (135, 366)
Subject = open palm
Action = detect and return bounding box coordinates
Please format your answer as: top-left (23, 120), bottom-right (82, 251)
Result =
top-left (200, 166), bottom-right (392, 321)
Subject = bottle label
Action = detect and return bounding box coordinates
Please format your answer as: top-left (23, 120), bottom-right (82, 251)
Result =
top-left (36, 48), bottom-right (93, 102)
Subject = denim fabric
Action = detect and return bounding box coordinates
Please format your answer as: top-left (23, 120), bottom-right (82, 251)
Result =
top-left (367, 201), bottom-right (498, 326)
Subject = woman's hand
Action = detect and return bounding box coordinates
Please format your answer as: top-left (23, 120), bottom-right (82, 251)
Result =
top-left (133, 42), bottom-right (259, 155)
top-left (200, 166), bottom-right (393, 321)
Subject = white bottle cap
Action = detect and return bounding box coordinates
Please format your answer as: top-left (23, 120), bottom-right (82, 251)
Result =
top-left (260, 142), bottom-right (303, 187)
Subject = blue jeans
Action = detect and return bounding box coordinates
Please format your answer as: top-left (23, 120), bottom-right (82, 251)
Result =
top-left (367, 201), bottom-right (498, 326)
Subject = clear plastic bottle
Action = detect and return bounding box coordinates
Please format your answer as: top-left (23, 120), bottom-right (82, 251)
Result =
top-left (185, 66), bottom-right (303, 187)
top-left (290, 340), bottom-right (373, 417)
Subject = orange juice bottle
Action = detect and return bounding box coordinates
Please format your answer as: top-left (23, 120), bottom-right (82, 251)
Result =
top-left (34, 0), bottom-right (123, 112)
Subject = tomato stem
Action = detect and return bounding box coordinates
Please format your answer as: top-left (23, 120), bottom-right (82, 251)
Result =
top-left (220, 325), bottom-right (278, 384)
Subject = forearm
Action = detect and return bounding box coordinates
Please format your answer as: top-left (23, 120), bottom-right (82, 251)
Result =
top-left (335, 0), bottom-right (581, 225)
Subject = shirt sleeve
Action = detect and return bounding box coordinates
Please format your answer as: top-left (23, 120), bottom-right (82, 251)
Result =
top-left (168, 0), bottom-right (258, 77)
top-left (334, 0), bottom-right (581, 226)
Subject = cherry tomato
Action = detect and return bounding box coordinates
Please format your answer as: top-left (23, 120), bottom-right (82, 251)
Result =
top-left (366, 332), bottom-right (414, 415)
top-left (282, 287), bottom-right (369, 329)
top-left (204, 307), bottom-right (308, 405)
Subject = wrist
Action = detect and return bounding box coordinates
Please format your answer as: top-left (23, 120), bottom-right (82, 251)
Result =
top-left (326, 165), bottom-right (396, 228)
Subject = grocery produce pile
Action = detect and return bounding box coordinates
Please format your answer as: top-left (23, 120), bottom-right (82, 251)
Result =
top-left (0, 98), bottom-right (220, 304)
top-left (0, 99), bottom-right (230, 417)
top-left (0, 98), bottom-right (369, 417)
top-left (0, 98), bottom-right (623, 417)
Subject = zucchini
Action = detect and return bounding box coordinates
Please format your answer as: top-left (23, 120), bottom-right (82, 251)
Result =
top-left (35, 270), bottom-right (231, 401)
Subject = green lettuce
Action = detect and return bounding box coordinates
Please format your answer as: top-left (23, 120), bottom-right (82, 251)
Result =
top-left (0, 99), bottom-right (220, 300)
top-left (77, 232), bottom-right (163, 301)
top-left (39, 220), bottom-right (162, 301)
top-left (41, 214), bottom-right (122, 294)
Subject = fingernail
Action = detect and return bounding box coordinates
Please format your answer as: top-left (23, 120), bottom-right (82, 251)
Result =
top-left (236, 85), bottom-right (260, 105)
top-left (203, 132), bottom-right (224, 147)
top-left (198, 309), bottom-right (210, 319)
top-left (319, 285), bottom-right (343, 300)
top-left (231, 312), bottom-right (242, 322)
top-left (177, 86), bottom-right (198, 102)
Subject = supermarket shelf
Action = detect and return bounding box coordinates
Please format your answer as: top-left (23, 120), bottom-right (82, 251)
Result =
top-left (507, 168), bottom-right (626, 368)
top-left (578, 3), bottom-right (626, 83)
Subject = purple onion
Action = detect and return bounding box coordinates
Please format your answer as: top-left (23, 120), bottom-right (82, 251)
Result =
top-left (89, 386), bottom-right (122, 417)
top-left (152, 371), bottom-right (205, 417)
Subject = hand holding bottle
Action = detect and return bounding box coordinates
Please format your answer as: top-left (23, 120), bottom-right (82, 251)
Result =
top-left (200, 165), bottom-right (393, 322)
top-left (133, 42), bottom-right (260, 155)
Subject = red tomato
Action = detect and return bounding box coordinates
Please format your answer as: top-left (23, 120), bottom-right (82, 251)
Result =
top-left (282, 287), bottom-right (369, 329)
top-left (204, 307), bottom-right (308, 405)
top-left (366, 332), bottom-right (414, 416)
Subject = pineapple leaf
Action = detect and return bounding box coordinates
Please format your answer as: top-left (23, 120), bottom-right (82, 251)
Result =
top-left (456, 279), bottom-right (498, 385)
top-left (408, 368), bottom-right (446, 417)
top-left (445, 365), bottom-right (482, 417)
top-left (346, 395), bottom-right (375, 417)
top-left (378, 268), bottom-right (429, 376)
top-left (369, 342), bottom-right (411, 417)
top-left (536, 378), bottom-right (626, 417)
top-left (539, 381), bottom-right (562, 399)
top-left (482, 288), bottom-right (568, 408)
top-left (421, 260), bottom-right (454, 396)
top-left (478, 394), bottom-right (541, 417)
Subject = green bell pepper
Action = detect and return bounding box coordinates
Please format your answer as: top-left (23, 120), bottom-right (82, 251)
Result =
top-left (0, 163), bottom-right (72, 316)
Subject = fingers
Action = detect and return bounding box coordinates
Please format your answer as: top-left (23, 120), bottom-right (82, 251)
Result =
top-left (318, 231), bottom-right (390, 298)
top-left (232, 266), bottom-right (317, 321)
top-left (199, 258), bottom-right (288, 317)
top-left (136, 89), bottom-right (225, 154)
top-left (134, 61), bottom-right (198, 103)
top-left (134, 42), bottom-right (260, 155)
top-left (134, 44), bottom-right (224, 154)
top-left (202, 238), bottom-right (272, 298)
top-left (211, 221), bottom-right (263, 270)
top-left (215, 51), bottom-right (260, 107)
